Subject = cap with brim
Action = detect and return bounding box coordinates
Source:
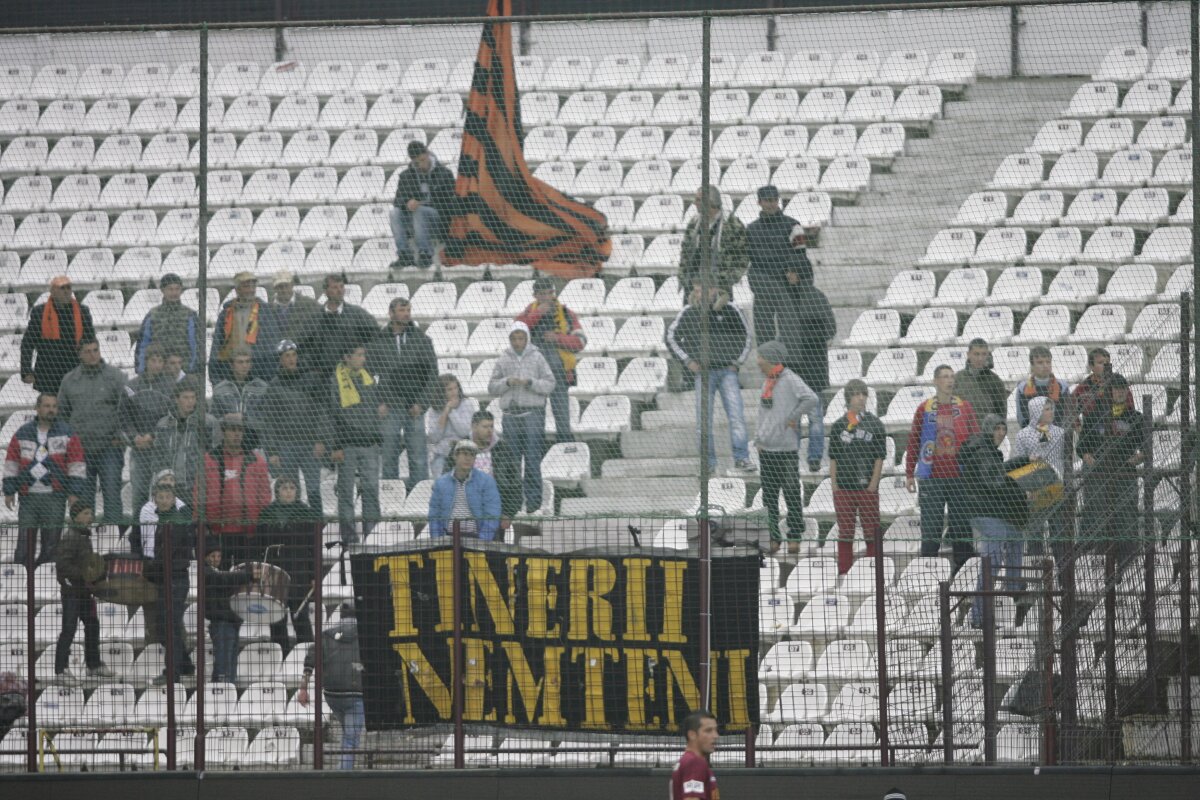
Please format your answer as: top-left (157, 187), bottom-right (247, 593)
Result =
top-left (221, 413), bottom-right (246, 429)
top-left (453, 439), bottom-right (480, 455)
top-left (757, 185), bottom-right (780, 200)
top-left (277, 339), bottom-right (298, 355)
top-left (272, 270), bottom-right (294, 286)
top-left (160, 273), bottom-right (183, 288)
top-left (234, 271), bottom-right (257, 284)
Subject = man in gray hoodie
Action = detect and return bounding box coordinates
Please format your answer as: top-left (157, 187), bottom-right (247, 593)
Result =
top-left (488, 321), bottom-right (555, 515)
top-left (57, 339), bottom-right (127, 523)
top-left (300, 603), bottom-right (364, 770)
top-left (754, 341), bottom-right (819, 553)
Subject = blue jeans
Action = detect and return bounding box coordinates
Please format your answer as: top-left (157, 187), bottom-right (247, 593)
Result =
top-left (807, 394), bottom-right (825, 464)
top-left (917, 476), bottom-right (974, 567)
top-left (501, 407), bottom-right (545, 513)
top-left (209, 619), bottom-right (241, 683)
top-left (273, 442), bottom-right (323, 515)
top-left (547, 358), bottom-right (574, 443)
top-left (696, 368), bottom-right (750, 468)
top-left (337, 446), bottom-right (380, 544)
top-left (390, 205), bottom-right (440, 259)
top-left (380, 408), bottom-right (428, 487)
top-left (971, 516), bottom-right (1024, 625)
top-left (326, 694), bottom-right (365, 770)
top-left (85, 445), bottom-right (125, 523)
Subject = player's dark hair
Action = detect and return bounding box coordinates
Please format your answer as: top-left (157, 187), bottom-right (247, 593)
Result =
top-left (682, 709), bottom-right (716, 739)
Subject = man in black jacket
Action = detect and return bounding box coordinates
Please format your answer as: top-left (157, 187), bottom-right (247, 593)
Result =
top-left (120, 343), bottom-right (174, 515)
top-left (297, 274), bottom-right (379, 379)
top-left (390, 140), bottom-right (456, 269)
top-left (960, 415), bottom-right (1027, 627)
top-left (139, 477), bottom-right (196, 684)
top-left (666, 282), bottom-right (755, 475)
top-left (367, 297), bottom-right (437, 489)
top-left (203, 545), bottom-right (256, 684)
top-left (262, 341), bottom-right (329, 514)
top-left (745, 185), bottom-right (812, 346)
top-left (1077, 373), bottom-right (1145, 564)
top-left (20, 276), bottom-right (96, 394)
top-left (778, 278), bottom-right (836, 472)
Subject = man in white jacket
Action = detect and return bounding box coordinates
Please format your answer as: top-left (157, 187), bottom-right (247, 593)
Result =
top-left (488, 321), bottom-right (555, 514)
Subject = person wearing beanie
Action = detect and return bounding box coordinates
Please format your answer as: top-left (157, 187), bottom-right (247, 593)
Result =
top-left (883, 790), bottom-right (907, 800)
top-left (488, 321), bottom-right (555, 515)
top-left (829, 379), bottom-right (887, 574)
top-left (149, 379), bottom-right (219, 505)
top-left (754, 341), bottom-right (819, 553)
top-left (53, 501), bottom-right (112, 682)
top-left (514, 277), bottom-right (587, 443)
top-left (136, 272), bottom-right (199, 375)
top-left (745, 184), bottom-right (812, 346)
top-left (390, 139), bottom-right (456, 268)
top-left (120, 342), bottom-right (175, 515)
top-left (1077, 373), bottom-right (1144, 563)
top-left (1012, 395), bottom-right (1067, 556)
top-left (300, 599), bottom-right (364, 769)
top-left (255, 475), bottom-right (322, 656)
top-left (960, 415), bottom-right (1028, 627)
top-left (262, 340), bottom-right (329, 514)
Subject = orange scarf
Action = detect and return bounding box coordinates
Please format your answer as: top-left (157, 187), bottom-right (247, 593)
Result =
top-left (846, 410), bottom-right (860, 431)
top-left (762, 363), bottom-right (785, 401)
top-left (220, 300), bottom-right (260, 360)
top-left (1023, 375), bottom-right (1061, 402)
top-left (41, 300), bottom-right (83, 342)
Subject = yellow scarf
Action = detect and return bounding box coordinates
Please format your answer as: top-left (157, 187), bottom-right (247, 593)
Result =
top-left (335, 363), bottom-right (374, 408)
top-left (525, 301), bottom-right (577, 375)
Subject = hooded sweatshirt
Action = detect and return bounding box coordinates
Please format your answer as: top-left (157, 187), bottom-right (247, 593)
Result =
top-left (1012, 396), bottom-right (1066, 477)
top-left (755, 366), bottom-right (820, 452)
top-left (488, 343), bottom-right (556, 411)
top-left (959, 415), bottom-right (1028, 528)
top-left (304, 618), bottom-right (364, 697)
top-left (394, 153), bottom-right (457, 211)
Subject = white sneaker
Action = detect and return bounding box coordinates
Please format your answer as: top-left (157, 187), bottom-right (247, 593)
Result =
top-left (729, 459), bottom-right (758, 475)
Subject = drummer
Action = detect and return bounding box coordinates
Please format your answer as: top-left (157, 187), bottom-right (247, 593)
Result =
top-left (256, 474), bottom-right (322, 657)
top-left (53, 501), bottom-right (113, 683)
top-left (203, 544), bottom-right (259, 684)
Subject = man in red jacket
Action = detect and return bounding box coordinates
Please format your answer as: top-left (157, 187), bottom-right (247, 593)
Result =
top-left (200, 413), bottom-right (271, 565)
top-left (514, 277), bottom-right (586, 443)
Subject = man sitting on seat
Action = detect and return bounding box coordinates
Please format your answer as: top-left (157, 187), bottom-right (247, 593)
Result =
top-left (390, 140), bottom-right (456, 269)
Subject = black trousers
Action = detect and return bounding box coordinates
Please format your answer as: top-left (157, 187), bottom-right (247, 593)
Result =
top-left (760, 450), bottom-right (805, 542)
top-left (752, 291), bottom-right (788, 346)
top-left (56, 584), bottom-right (100, 673)
top-left (269, 579), bottom-right (314, 657)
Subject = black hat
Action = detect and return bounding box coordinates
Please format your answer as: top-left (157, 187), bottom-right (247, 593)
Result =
top-left (1108, 372), bottom-right (1129, 389)
top-left (757, 185), bottom-right (780, 200)
top-left (160, 273), bottom-right (183, 289)
top-left (532, 276), bottom-right (556, 293)
top-left (407, 140), bottom-right (428, 159)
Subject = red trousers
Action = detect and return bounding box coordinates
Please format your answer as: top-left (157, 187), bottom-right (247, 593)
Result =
top-left (834, 488), bottom-right (880, 574)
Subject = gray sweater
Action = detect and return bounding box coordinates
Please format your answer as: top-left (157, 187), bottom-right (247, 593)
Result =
top-left (57, 361), bottom-right (128, 455)
top-left (488, 345), bottom-right (556, 410)
top-left (754, 368), bottom-right (819, 453)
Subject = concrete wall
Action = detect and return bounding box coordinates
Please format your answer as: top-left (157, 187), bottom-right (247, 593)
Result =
top-left (0, 3), bottom-right (1191, 78)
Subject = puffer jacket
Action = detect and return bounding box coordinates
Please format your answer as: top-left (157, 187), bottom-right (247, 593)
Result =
top-left (304, 618), bottom-right (364, 697)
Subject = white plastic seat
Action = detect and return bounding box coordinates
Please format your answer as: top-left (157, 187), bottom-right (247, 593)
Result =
top-left (1137, 116), bottom-right (1186, 152)
top-left (592, 196), bottom-right (634, 232)
top-left (1093, 44), bottom-right (1148, 83)
top-left (14, 247), bottom-right (67, 288)
top-left (636, 53), bottom-right (689, 91)
top-left (718, 156), bottom-right (769, 195)
top-left (968, 227), bottom-right (1026, 267)
top-left (844, 309), bottom-right (900, 348)
top-left (1066, 81), bottom-right (1119, 117)
top-left (27, 64), bottom-right (78, 102)
top-left (603, 90), bottom-right (654, 126)
top-left (1042, 149), bottom-right (1098, 190)
top-left (297, 205), bottom-right (347, 242)
top-left (1150, 148), bottom-right (1191, 189)
top-left (1159, 263), bottom-right (1194, 301)
top-left (98, 173), bottom-right (148, 210)
top-left (855, 123), bottom-right (905, 165)
top-left (881, 385), bottom-right (936, 428)
top-left (708, 89), bottom-right (749, 125)
top-left (765, 156), bottom-right (818, 193)
top-left (278, 129), bottom-right (330, 167)
top-left (1112, 188), bottom-right (1170, 229)
top-left (1081, 225), bottom-right (1135, 264)
top-left (1097, 148), bottom-right (1153, 189)
top-left (351, 59), bottom-right (401, 96)
top-left (988, 152), bottom-right (1043, 192)
top-left (288, 166), bottom-right (339, 206)
top-left (207, 207), bottom-right (254, 245)
top-left (398, 58), bottom-right (448, 95)
top-left (841, 86), bottom-right (893, 123)
top-left (608, 315), bottom-right (664, 359)
top-left (318, 129), bottom-right (376, 168)
top-left (106, 209), bottom-right (157, 247)
top-left (564, 125), bottom-right (616, 162)
top-left (922, 47), bottom-right (976, 90)
top-left (917, 228), bottom-right (975, 267)
top-left (125, 96), bottom-right (177, 135)
top-left (0, 65), bottom-right (33, 100)
top-left (1028, 119), bottom-right (1081, 155)
top-left (988, 266), bottom-right (1043, 309)
top-left (814, 639), bottom-right (876, 681)
top-left (1009, 190), bottom-right (1063, 228)
top-left (755, 125), bottom-right (808, 164)
top-left (1069, 303), bottom-right (1126, 343)
top-left (219, 93), bottom-right (271, 133)
top-left (1083, 118), bottom-right (1134, 155)
top-left (411, 92), bottom-right (463, 128)
top-left (1062, 188), bottom-right (1117, 228)
top-left (1129, 303), bottom-right (1181, 343)
top-left (12, 212), bottom-right (62, 251)
top-left (1025, 226), bottom-right (1081, 266)
top-left (300, 60), bottom-right (352, 96)
top-left (877, 270), bottom-right (934, 310)
top-left (231, 131), bottom-right (283, 169)
top-left (332, 166), bottom-right (383, 205)
top-left (523, 125), bottom-right (567, 163)
top-left (783, 191), bottom-right (833, 229)
top-left (779, 51), bottom-right (831, 88)
top-left (796, 88), bottom-right (846, 124)
top-left (824, 683), bottom-right (881, 725)
top-left (365, 93), bottom-right (416, 132)
top-left (156, 208), bottom-right (200, 247)
top-left (828, 50), bottom-right (880, 86)
top-left (532, 161), bottom-right (574, 194)
top-left (246, 205), bottom-right (299, 243)
top-left (574, 394), bottom-right (631, 438)
top-left (68, 249), bottom-right (115, 291)
top-left (989, 345), bottom-right (1031, 382)
top-left (806, 123), bottom-right (857, 162)
top-left (932, 267), bottom-right (988, 310)
top-left (44, 135), bottom-right (95, 174)
top-left (959, 306), bottom-right (1014, 345)
top-left (35, 99), bottom-right (85, 136)
top-left (630, 194), bottom-right (683, 233)
top-left (238, 168), bottom-right (290, 207)
top-left (48, 174), bottom-right (99, 213)
top-left (176, 95), bottom-right (224, 133)
top-left (864, 348), bottom-right (918, 387)
top-left (375, 129), bottom-right (426, 169)
top-left (602, 277), bottom-right (656, 317)
top-left (887, 84), bottom-right (942, 127)
top-left (1011, 304), bottom-right (1070, 345)
top-left (573, 160), bottom-right (623, 196)
top-left (612, 125), bottom-right (664, 163)
top-left (213, 62), bottom-right (261, 98)
top-left (819, 155), bottom-right (870, 199)
top-left (2, 175), bottom-right (51, 214)
top-left (80, 98), bottom-right (130, 135)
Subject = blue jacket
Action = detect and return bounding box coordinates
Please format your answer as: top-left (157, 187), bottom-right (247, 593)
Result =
top-left (428, 468), bottom-right (501, 541)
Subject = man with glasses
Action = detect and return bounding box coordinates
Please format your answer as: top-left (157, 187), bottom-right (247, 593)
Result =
top-left (20, 276), bottom-right (96, 395)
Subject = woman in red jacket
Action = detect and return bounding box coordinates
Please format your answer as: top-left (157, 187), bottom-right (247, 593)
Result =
top-left (200, 413), bottom-right (271, 565)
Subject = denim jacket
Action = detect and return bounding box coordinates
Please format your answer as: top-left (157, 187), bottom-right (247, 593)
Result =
top-left (428, 468), bottom-right (501, 541)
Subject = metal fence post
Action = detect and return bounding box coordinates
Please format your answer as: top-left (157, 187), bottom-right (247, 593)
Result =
top-left (1104, 544), bottom-right (1117, 761)
top-left (939, 580), bottom-right (953, 764)
top-left (452, 519), bottom-right (464, 769)
top-left (193, 22), bottom-right (210, 774)
top-left (23, 529), bottom-right (35, 773)
top-left (981, 555), bottom-right (996, 764)
top-left (1140, 394), bottom-right (1158, 718)
top-left (697, 12), bottom-right (712, 523)
top-left (313, 527), bottom-right (324, 769)
top-left (163, 530), bottom-right (176, 771)
top-left (874, 523), bottom-right (890, 766)
top-left (1180, 292), bottom-right (1194, 764)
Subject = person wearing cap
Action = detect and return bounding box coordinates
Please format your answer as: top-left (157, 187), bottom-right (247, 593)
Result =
top-left (329, 344), bottom-right (383, 544)
top-left (262, 340), bottom-right (329, 514)
top-left (210, 271), bottom-right (280, 383)
top-left (200, 413), bottom-right (272, 564)
top-left (755, 341), bottom-right (819, 553)
top-left (300, 602), bottom-right (364, 770)
top-left (20, 276), bottom-right (96, 395)
top-left (53, 501), bottom-right (113, 683)
top-left (138, 475), bottom-right (196, 684)
top-left (1077, 373), bottom-right (1145, 563)
top-left (665, 281), bottom-right (755, 476)
top-left (829, 379), bottom-right (887, 573)
top-left (367, 296), bottom-right (437, 488)
top-left (746, 185), bottom-right (813, 345)
top-left (296, 273), bottom-right (378, 378)
top-left (488, 322), bottom-right (555, 515)
top-left (960, 414), bottom-right (1028, 627)
top-left (136, 272), bottom-right (199, 375)
top-left (120, 342), bottom-right (174, 516)
top-left (57, 338), bottom-right (128, 523)
top-left (391, 139), bottom-right (456, 269)
top-left (4, 392), bottom-right (86, 566)
top-left (514, 277), bottom-right (586, 443)
top-left (267, 269), bottom-right (320, 344)
top-left (150, 378), bottom-right (218, 504)
top-left (211, 347), bottom-right (269, 451)
top-left (679, 184), bottom-right (748, 299)
top-left (427, 439), bottom-right (502, 540)
top-left (256, 475), bottom-right (322, 656)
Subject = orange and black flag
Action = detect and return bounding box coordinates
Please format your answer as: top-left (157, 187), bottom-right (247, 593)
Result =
top-left (447, 0), bottom-right (611, 279)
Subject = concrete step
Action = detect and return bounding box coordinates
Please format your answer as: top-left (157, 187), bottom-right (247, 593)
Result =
top-left (581, 476), bottom-right (701, 497)
top-left (601, 457), bottom-right (706, 478)
top-left (560, 495), bottom-right (695, 516)
top-left (654, 387), bottom-right (761, 413)
top-left (642, 404), bottom-right (760, 429)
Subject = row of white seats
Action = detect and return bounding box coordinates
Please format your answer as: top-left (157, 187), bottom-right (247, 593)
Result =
top-left (0, 725), bottom-right (301, 770)
top-left (954, 187), bottom-right (1191, 230)
top-left (846, 301), bottom-right (1187, 348)
top-left (1065, 78), bottom-right (1191, 119)
top-left (1028, 116), bottom-right (1188, 157)
top-left (988, 147), bottom-right (1191, 193)
top-left (918, 224), bottom-right (1191, 269)
top-left (879, 263), bottom-right (1193, 311)
top-left (0, 84), bottom-right (945, 141)
top-left (0, 50), bottom-right (978, 103)
top-left (1091, 45), bottom-right (1190, 85)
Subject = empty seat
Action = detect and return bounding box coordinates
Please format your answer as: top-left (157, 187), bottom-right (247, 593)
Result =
top-left (604, 90), bottom-right (655, 126)
top-left (573, 160), bottom-right (622, 197)
top-left (1097, 148), bottom-right (1154, 189)
top-left (1128, 303), bottom-right (1181, 342)
top-left (828, 50), bottom-right (880, 86)
top-left (797, 88), bottom-right (846, 124)
top-left (711, 126), bottom-right (760, 161)
top-left (1138, 116), bottom-right (1187, 152)
top-left (842, 86), bottom-right (893, 123)
top-left (279, 129), bottom-right (330, 167)
top-left (412, 93), bottom-right (463, 128)
top-left (80, 98), bottom-right (130, 135)
top-left (1062, 188), bottom-right (1117, 228)
top-left (969, 227), bottom-right (1026, 267)
top-left (918, 229), bottom-right (975, 267)
top-left (819, 156), bottom-right (870, 199)
top-left (1025, 226), bottom-right (1081, 266)
top-left (1028, 119), bottom-right (1081, 155)
top-left (221, 94), bottom-right (272, 133)
top-left (988, 266), bottom-right (1043, 309)
top-left (855, 122), bottom-right (905, 165)
top-left (959, 306), bottom-right (1013, 345)
top-left (44, 135), bottom-right (95, 174)
top-left (1067, 81), bottom-right (1119, 116)
top-left (1009, 190), bottom-right (1063, 228)
top-left (988, 152), bottom-right (1043, 192)
top-left (1149, 148), bottom-right (1191, 189)
top-left (2, 175), bottom-right (51, 214)
top-left (1069, 304), bottom-right (1126, 343)
top-left (49, 174), bottom-right (99, 212)
top-left (98, 173), bottom-right (149, 210)
top-left (1081, 225), bottom-right (1135, 264)
top-left (241, 168), bottom-right (291, 206)
top-left (1043, 149), bottom-right (1098, 190)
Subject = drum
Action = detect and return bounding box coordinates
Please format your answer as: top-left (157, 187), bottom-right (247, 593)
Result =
top-left (92, 554), bottom-right (157, 607)
top-left (229, 562), bottom-right (291, 624)
top-left (1007, 460), bottom-right (1064, 514)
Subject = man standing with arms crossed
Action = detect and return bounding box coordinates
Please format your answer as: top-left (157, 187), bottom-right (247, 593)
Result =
top-left (672, 710), bottom-right (720, 800)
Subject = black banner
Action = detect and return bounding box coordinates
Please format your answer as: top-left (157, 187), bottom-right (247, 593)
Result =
top-left (350, 544), bottom-right (760, 734)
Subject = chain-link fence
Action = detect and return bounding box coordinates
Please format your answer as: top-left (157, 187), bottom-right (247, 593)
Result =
top-left (0, 0), bottom-right (1195, 773)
